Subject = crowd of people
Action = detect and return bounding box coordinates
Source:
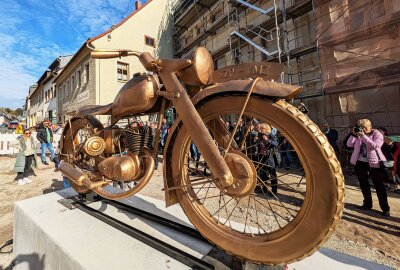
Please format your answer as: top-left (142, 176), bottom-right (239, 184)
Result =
top-left (216, 117), bottom-right (400, 216)
top-left (222, 119), bottom-right (292, 196)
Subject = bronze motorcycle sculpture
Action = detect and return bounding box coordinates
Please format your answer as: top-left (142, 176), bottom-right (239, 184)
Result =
top-left (59, 46), bottom-right (344, 265)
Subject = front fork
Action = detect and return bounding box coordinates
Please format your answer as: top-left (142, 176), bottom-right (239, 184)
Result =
top-left (159, 71), bottom-right (233, 188)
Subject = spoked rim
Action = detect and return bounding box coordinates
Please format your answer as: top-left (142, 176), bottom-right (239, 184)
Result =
top-left (178, 108), bottom-right (310, 240)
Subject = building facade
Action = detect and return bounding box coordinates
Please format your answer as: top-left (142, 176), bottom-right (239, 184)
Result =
top-left (172, 0), bottom-right (400, 138)
top-left (26, 56), bottom-right (72, 127)
top-left (315, 0), bottom-right (400, 136)
top-left (0, 111), bottom-right (12, 125)
top-left (55, 0), bottom-right (177, 125)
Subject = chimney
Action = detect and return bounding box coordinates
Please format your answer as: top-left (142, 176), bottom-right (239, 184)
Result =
top-left (135, 1), bottom-right (142, 10)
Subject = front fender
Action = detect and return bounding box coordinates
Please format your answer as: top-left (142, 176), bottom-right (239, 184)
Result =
top-left (162, 79), bottom-right (302, 207)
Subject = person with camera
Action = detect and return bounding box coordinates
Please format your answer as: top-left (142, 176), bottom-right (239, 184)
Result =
top-left (346, 119), bottom-right (390, 216)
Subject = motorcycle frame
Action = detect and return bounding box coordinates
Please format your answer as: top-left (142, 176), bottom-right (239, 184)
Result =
top-left (79, 48), bottom-right (301, 194)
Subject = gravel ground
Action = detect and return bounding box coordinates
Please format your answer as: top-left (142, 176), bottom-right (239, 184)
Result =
top-left (0, 155), bottom-right (399, 269)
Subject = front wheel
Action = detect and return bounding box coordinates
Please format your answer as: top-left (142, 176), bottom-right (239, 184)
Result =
top-left (166, 95), bottom-right (344, 265)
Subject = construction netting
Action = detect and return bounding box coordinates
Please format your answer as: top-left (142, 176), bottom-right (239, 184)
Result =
top-left (314, 0), bottom-right (400, 135)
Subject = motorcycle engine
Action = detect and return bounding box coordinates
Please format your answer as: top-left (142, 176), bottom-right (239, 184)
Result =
top-left (100, 126), bottom-right (155, 156)
top-left (123, 126), bottom-right (156, 154)
top-left (97, 126), bottom-right (156, 181)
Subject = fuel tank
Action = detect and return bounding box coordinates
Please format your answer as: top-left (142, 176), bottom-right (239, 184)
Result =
top-left (112, 73), bottom-right (160, 117)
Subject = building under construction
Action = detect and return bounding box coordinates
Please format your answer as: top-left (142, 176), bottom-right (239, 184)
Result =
top-left (172, 0), bottom-right (400, 138)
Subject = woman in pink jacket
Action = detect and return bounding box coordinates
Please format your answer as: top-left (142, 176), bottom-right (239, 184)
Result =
top-left (347, 119), bottom-right (390, 216)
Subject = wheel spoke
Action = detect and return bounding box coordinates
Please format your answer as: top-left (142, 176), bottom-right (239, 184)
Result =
top-left (243, 196), bottom-right (252, 234)
top-left (217, 192), bottom-right (222, 224)
top-left (212, 196), bottom-right (234, 217)
top-left (221, 194), bottom-right (233, 228)
top-left (165, 179), bottom-right (215, 191)
top-left (196, 193), bottom-right (225, 202)
top-left (256, 167), bottom-right (306, 195)
top-left (222, 198), bottom-right (242, 226)
top-left (252, 195), bottom-right (262, 234)
top-left (256, 175), bottom-right (296, 219)
top-left (297, 173), bottom-right (306, 187)
top-left (200, 183), bottom-right (213, 204)
top-left (252, 195), bottom-right (283, 230)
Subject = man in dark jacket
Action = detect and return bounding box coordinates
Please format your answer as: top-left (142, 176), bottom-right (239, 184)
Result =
top-left (37, 119), bottom-right (58, 169)
top-left (323, 122), bottom-right (340, 156)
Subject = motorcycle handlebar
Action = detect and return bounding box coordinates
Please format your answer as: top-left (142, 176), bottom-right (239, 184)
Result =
top-left (89, 48), bottom-right (192, 74)
top-left (91, 51), bottom-right (141, 59)
top-left (89, 49), bottom-right (158, 72)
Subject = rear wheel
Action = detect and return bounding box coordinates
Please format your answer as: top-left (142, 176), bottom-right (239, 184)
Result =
top-left (166, 95), bottom-right (344, 265)
top-left (61, 116), bottom-right (155, 199)
top-left (61, 117), bottom-right (103, 194)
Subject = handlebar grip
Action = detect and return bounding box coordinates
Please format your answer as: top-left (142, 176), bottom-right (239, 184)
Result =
top-left (91, 51), bottom-right (127, 59)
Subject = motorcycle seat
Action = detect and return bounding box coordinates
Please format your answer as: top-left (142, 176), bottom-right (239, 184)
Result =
top-left (76, 103), bottom-right (113, 116)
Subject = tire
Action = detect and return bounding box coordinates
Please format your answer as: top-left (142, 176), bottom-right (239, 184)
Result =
top-left (166, 95), bottom-right (344, 265)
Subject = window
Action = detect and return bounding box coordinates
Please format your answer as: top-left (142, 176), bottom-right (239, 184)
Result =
top-left (66, 80), bottom-right (70, 96)
top-left (71, 75), bottom-right (75, 91)
top-left (77, 70), bottom-right (81, 87)
top-left (117, 62), bottom-right (129, 82)
top-left (144, 35), bottom-right (156, 47)
top-left (85, 63), bottom-right (90, 83)
top-left (54, 88), bottom-right (56, 98)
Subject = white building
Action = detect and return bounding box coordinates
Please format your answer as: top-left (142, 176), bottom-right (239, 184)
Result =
top-left (27, 56), bottom-right (72, 127)
top-left (54, 0), bottom-right (177, 124)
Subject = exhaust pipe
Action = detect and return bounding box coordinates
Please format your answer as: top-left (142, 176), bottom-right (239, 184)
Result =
top-left (59, 161), bottom-right (91, 188)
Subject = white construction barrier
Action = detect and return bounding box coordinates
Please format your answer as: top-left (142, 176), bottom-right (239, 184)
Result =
top-left (0, 132), bottom-right (61, 155)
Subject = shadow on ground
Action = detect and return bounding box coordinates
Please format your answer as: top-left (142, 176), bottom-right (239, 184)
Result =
top-left (42, 179), bottom-right (63, 194)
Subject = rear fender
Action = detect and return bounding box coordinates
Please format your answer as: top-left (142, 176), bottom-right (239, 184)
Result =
top-left (192, 79), bottom-right (302, 104)
top-left (163, 79), bottom-right (302, 207)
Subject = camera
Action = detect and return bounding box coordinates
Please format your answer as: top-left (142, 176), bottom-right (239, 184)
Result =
top-left (353, 126), bottom-right (362, 133)
top-left (298, 103), bottom-right (309, 114)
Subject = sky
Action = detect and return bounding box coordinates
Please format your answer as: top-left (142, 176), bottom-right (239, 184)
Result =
top-left (0, 0), bottom-right (143, 109)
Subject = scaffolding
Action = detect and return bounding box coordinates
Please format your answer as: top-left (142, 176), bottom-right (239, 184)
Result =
top-left (226, 0), bottom-right (323, 96)
top-left (172, 0), bottom-right (400, 134)
top-left (314, 0), bottom-right (400, 135)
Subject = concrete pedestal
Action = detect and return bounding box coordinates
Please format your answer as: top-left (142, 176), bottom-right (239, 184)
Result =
top-left (12, 188), bottom-right (392, 270)
top-left (13, 188), bottom-right (217, 270)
